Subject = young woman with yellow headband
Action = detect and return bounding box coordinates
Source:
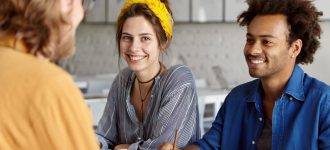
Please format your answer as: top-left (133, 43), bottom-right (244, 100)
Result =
top-left (95, 0), bottom-right (200, 149)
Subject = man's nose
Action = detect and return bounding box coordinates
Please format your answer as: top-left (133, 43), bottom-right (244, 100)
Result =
top-left (247, 42), bottom-right (262, 55)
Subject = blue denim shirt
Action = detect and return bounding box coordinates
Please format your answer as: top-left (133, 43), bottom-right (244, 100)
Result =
top-left (194, 65), bottom-right (330, 150)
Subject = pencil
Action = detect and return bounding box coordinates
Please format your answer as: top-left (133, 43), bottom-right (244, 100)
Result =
top-left (172, 129), bottom-right (178, 150)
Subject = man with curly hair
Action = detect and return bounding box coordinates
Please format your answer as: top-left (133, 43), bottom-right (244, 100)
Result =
top-left (0, 0), bottom-right (98, 149)
top-left (159, 0), bottom-right (330, 149)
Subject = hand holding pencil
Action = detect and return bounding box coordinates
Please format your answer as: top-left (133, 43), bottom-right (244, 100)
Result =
top-left (158, 129), bottom-right (201, 150)
top-left (158, 130), bottom-right (180, 150)
top-left (172, 130), bottom-right (179, 150)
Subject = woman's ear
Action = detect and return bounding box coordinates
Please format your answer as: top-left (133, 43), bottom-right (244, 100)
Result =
top-left (161, 37), bottom-right (172, 50)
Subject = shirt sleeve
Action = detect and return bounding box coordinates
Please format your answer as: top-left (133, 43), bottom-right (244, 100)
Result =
top-left (194, 101), bottom-right (225, 150)
top-left (319, 91), bottom-right (330, 149)
top-left (133, 70), bottom-right (200, 149)
top-left (28, 73), bottom-right (99, 150)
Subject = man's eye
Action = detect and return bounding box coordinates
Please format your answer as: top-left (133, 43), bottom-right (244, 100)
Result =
top-left (246, 38), bottom-right (254, 44)
top-left (263, 40), bottom-right (273, 46)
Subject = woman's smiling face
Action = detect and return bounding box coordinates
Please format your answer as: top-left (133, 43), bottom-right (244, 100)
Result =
top-left (120, 15), bottom-right (161, 73)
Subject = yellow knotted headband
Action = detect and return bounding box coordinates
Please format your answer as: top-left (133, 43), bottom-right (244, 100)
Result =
top-left (119, 0), bottom-right (174, 38)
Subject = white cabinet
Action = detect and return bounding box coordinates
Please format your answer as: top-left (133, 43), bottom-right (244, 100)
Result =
top-left (197, 89), bottom-right (227, 135)
top-left (224, 0), bottom-right (247, 22)
top-left (85, 0), bottom-right (330, 23)
top-left (107, 0), bottom-right (126, 23)
top-left (84, 0), bottom-right (107, 23)
top-left (171, 0), bottom-right (190, 22)
top-left (85, 98), bottom-right (107, 126)
top-left (106, 0), bottom-right (190, 23)
top-left (192, 0), bottom-right (223, 22)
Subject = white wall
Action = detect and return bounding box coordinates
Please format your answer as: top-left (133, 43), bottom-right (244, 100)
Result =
top-left (60, 21), bottom-right (330, 89)
top-left (301, 21), bottom-right (330, 84)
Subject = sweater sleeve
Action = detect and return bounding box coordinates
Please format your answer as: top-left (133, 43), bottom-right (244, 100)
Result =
top-left (28, 73), bottom-right (99, 150)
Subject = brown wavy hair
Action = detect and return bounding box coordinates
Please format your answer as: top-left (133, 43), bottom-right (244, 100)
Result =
top-left (237, 0), bottom-right (323, 64)
top-left (0, 0), bottom-right (70, 61)
top-left (116, 0), bottom-right (173, 64)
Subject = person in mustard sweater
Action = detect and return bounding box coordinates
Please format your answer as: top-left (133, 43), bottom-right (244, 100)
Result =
top-left (0, 0), bottom-right (98, 149)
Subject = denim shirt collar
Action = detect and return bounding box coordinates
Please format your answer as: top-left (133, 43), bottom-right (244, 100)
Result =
top-left (283, 65), bottom-right (305, 101)
top-left (245, 64), bottom-right (305, 103)
top-left (245, 80), bottom-right (262, 103)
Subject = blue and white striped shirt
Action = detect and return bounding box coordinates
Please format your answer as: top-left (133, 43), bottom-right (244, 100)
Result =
top-left (96, 64), bottom-right (200, 150)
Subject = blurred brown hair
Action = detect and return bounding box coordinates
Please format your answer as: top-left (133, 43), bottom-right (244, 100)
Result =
top-left (0, 0), bottom-right (71, 61)
top-left (237, 0), bottom-right (323, 64)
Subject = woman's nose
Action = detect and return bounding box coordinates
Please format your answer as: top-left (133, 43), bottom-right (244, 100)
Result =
top-left (129, 39), bottom-right (141, 52)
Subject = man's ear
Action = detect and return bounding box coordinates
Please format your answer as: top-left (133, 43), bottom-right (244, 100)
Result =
top-left (290, 39), bottom-right (302, 58)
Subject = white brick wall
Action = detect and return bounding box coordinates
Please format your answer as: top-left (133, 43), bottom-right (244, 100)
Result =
top-left (59, 22), bottom-right (330, 89)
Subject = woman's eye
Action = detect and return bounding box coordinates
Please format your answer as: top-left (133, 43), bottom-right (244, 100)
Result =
top-left (141, 37), bottom-right (151, 41)
top-left (121, 36), bottom-right (132, 41)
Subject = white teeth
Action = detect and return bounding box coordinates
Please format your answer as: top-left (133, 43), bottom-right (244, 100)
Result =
top-left (251, 59), bottom-right (265, 64)
top-left (128, 55), bottom-right (145, 61)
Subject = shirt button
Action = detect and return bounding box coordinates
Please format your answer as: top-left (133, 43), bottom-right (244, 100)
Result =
top-left (252, 141), bottom-right (255, 145)
top-left (259, 117), bottom-right (262, 122)
top-left (289, 97), bottom-right (293, 100)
